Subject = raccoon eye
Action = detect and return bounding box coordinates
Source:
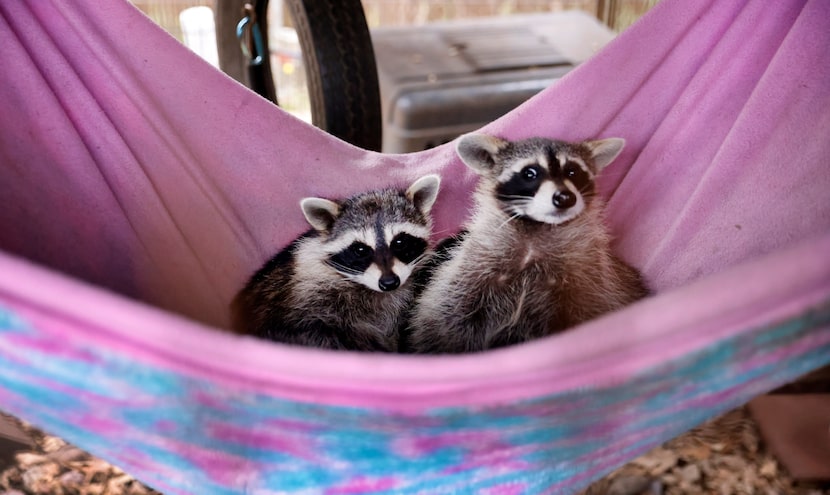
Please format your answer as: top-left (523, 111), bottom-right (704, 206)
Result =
top-left (348, 242), bottom-right (372, 259)
top-left (390, 233), bottom-right (427, 264)
top-left (330, 242), bottom-right (374, 274)
top-left (563, 163), bottom-right (583, 179)
top-left (521, 166), bottom-right (539, 181)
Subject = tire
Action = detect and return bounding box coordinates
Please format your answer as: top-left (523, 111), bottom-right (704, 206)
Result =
top-left (283, 0), bottom-right (383, 151)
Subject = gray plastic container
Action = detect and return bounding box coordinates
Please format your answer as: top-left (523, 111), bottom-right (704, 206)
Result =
top-left (371, 11), bottom-right (616, 153)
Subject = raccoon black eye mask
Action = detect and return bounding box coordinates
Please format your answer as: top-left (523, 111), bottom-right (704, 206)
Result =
top-left (406, 134), bottom-right (648, 354)
top-left (231, 174), bottom-right (441, 352)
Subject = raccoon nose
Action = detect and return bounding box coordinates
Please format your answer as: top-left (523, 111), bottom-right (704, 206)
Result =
top-left (553, 190), bottom-right (576, 209)
top-left (378, 274), bottom-right (400, 292)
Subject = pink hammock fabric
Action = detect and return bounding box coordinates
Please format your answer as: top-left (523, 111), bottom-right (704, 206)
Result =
top-left (0, 0), bottom-right (829, 493)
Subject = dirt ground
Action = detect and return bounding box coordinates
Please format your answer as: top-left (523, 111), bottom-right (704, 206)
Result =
top-left (1, 406), bottom-right (828, 495)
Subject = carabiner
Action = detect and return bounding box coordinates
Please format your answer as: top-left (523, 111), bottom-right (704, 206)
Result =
top-left (236, 3), bottom-right (265, 66)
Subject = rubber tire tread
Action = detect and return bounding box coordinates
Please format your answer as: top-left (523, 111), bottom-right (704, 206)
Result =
top-left (286, 0), bottom-right (383, 151)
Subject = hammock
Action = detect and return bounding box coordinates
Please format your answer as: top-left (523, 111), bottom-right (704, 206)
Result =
top-left (1, 0), bottom-right (828, 493)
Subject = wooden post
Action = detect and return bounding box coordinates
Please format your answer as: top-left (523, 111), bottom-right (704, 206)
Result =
top-left (215, 0), bottom-right (248, 85)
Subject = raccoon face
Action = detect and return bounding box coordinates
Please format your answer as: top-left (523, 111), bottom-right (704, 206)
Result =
top-left (300, 175), bottom-right (440, 292)
top-left (324, 223), bottom-right (430, 292)
top-left (456, 134), bottom-right (625, 225)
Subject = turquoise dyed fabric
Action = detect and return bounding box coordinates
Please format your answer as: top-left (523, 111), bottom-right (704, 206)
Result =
top-left (1, 301), bottom-right (828, 494)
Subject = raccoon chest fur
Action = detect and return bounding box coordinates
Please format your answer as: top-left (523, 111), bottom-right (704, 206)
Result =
top-left (409, 225), bottom-right (580, 353)
top-left (288, 273), bottom-right (412, 345)
top-left (408, 216), bottom-right (642, 354)
top-left (466, 242), bottom-right (562, 346)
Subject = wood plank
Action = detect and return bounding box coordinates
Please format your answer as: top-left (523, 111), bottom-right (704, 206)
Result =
top-left (0, 413), bottom-right (35, 469)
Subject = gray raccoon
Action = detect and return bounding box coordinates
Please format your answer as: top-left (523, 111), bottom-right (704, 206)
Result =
top-left (232, 175), bottom-right (441, 352)
top-left (407, 134), bottom-right (647, 354)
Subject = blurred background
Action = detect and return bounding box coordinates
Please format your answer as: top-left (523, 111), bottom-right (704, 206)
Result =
top-left (129, 0), bottom-right (660, 152)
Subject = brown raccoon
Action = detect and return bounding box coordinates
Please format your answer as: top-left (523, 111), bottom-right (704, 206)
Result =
top-left (232, 175), bottom-right (441, 352)
top-left (406, 134), bottom-right (647, 353)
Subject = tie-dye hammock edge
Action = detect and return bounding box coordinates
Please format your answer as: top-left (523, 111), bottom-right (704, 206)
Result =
top-left (0, 0), bottom-right (829, 494)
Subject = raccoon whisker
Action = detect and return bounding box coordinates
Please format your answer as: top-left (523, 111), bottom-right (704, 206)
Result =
top-left (337, 269), bottom-right (360, 280)
top-left (410, 252), bottom-right (431, 267)
top-left (430, 227), bottom-right (453, 238)
top-left (325, 260), bottom-right (363, 276)
top-left (497, 200), bottom-right (532, 211)
top-left (336, 271), bottom-right (362, 280)
top-left (326, 261), bottom-right (359, 273)
top-left (501, 199), bottom-right (534, 209)
top-left (496, 212), bottom-right (523, 231)
top-left (497, 195), bottom-right (535, 202)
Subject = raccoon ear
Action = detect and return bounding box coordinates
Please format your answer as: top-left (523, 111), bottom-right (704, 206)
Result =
top-left (300, 198), bottom-right (340, 231)
top-left (456, 133), bottom-right (509, 174)
top-left (584, 138), bottom-right (625, 170)
top-left (406, 174), bottom-right (441, 215)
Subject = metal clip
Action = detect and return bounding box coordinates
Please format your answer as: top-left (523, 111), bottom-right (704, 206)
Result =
top-left (236, 3), bottom-right (265, 66)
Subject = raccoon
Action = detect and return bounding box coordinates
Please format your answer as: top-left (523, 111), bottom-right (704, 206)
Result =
top-left (231, 174), bottom-right (441, 352)
top-left (406, 134), bottom-right (648, 354)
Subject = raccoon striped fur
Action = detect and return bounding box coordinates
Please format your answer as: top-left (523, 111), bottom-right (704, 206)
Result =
top-left (232, 175), bottom-right (441, 352)
top-left (406, 134), bottom-right (647, 354)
